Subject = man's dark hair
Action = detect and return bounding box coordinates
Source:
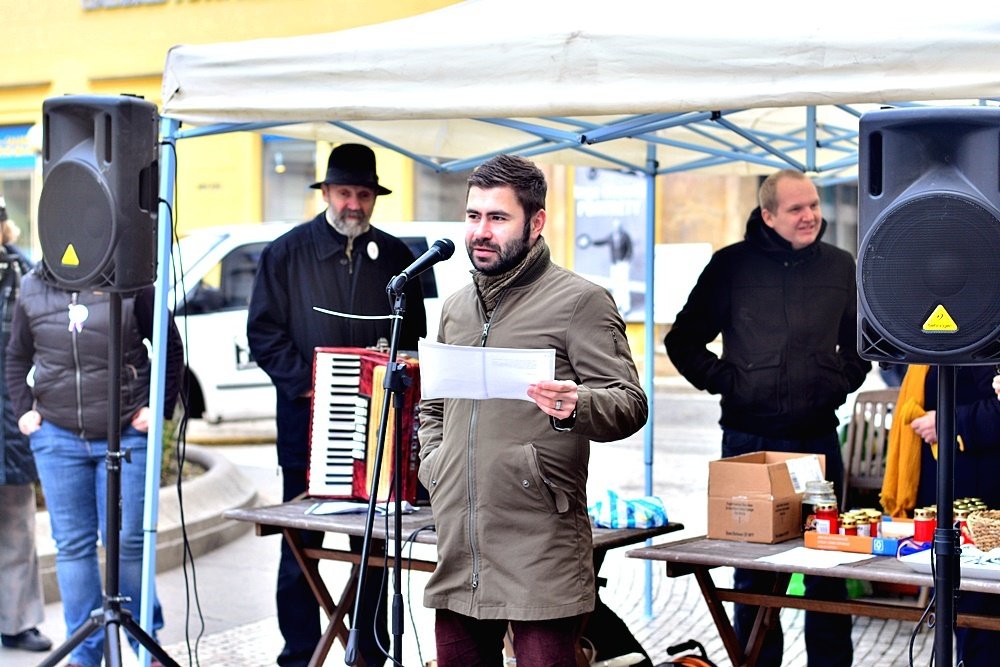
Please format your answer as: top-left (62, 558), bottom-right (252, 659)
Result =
top-left (467, 154), bottom-right (547, 221)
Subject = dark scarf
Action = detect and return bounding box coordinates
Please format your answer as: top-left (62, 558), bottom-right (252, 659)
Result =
top-left (472, 237), bottom-right (547, 315)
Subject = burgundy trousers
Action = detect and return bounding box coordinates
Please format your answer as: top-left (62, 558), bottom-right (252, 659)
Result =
top-left (434, 609), bottom-right (584, 667)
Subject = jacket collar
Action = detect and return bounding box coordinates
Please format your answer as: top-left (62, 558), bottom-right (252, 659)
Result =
top-left (307, 211), bottom-right (376, 262)
top-left (744, 206), bottom-right (827, 261)
top-left (511, 237), bottom-right (551, 288)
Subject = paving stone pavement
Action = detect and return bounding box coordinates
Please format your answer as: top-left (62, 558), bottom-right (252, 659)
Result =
top-left (10, 377), bottom-right (949, 666)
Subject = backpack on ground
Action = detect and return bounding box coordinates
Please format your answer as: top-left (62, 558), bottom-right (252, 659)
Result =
top-left (653, 639), bottom-right (718, 667)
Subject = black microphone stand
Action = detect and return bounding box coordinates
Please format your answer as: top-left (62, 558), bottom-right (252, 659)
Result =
top-left (39, 292), bottom-right (179, 667)
top-left (346, 286), bottom-right (411, 666)
top-left (933, 365), bottom-right (961, 667)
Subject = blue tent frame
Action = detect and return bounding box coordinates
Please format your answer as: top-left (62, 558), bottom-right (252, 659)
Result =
top-left (139, 99), bottom-right (974, 659)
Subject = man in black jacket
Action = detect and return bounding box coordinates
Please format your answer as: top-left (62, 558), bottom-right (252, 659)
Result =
top-left (248, 144), bottom-right (426, 667)
top-left (665, 169), bottom-right (870, 667)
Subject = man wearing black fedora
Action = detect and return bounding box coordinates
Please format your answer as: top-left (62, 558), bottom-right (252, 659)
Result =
top-left (248, 143), bottom-right (427, 667)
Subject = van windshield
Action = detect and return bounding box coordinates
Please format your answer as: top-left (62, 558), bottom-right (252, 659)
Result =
top-left (169, 233), bottom-right (229, 304)
top-left (170, 232), bottom-right (229, 289)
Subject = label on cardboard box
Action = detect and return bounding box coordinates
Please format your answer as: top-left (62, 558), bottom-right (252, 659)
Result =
top-left (784, 455), bottom-right (825, 493)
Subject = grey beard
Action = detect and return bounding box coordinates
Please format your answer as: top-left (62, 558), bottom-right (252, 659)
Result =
top-left (326, 210), bottom-right (371, 239)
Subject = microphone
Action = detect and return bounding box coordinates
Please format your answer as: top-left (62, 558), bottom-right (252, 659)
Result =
top-left (388, 238), bottom-right (455, 293)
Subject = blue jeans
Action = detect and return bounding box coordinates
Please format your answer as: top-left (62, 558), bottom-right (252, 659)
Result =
top-left (722, 429), bottom-right (853, 667)
top-left (31, 421), bottom-right (164, 667)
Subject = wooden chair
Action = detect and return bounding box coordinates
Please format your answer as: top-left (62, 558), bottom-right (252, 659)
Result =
top-left (841, 388), bottom-right (899, 511)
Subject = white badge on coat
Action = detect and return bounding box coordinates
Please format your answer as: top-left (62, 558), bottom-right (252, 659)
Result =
top-left (68, 303), bottom-right (89, 333)
top-left (367, 241), bottom-right (379, 261)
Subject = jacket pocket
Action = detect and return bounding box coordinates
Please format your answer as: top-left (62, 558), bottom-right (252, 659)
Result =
top-left (418, 446), bottom-right (444, 500)
top-left (727, 351), bottom-right (783, 416)
top-left (808, 353), bottom-right (850, 408)
top-left (520, 443), bottom-right (570, 514)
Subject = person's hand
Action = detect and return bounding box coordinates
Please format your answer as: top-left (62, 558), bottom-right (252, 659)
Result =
top-left (18, 410), bottom-right (41, 436)
top-left (527, 379), bottom-right (578, 419)
top-left (131, 406), bottom-right (151, 433)
top-left (911, 410), bottom-right (937, 445)
top-left (993, 374), bottom-right (1000, 400)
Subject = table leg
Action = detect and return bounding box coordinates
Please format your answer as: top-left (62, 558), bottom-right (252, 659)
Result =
top-left (743, 573), bottom-right (789, 667)
top-left (284, 528), bottom-right (363, 667)
top-left (692, 568), bottom-right (789, 667)
top-left (694, 568), bottom-right (747, 667)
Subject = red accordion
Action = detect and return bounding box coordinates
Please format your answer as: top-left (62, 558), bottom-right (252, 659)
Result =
top-left (307, 347), bottom-right (421, 503)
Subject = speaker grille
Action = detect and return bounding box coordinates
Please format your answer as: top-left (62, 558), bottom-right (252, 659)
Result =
top-left (38, 159), bottom-right (115, 288)
top-left (860, 193), bottom-right (1000, 354)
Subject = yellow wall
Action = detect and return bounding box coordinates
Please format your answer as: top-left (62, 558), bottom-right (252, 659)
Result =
top-left (0, 0), bottom-right (459, 236)
top-left (0, 0), bottom-right (764, 371)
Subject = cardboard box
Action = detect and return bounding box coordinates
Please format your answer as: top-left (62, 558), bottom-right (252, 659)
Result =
top-left (708, 451), bottom-right (826, 544)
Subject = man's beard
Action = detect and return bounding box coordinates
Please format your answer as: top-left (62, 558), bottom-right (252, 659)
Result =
top-left (468, 223), bottom-right (532, 276)
top-left (330, 208), bottom-right (371, 238)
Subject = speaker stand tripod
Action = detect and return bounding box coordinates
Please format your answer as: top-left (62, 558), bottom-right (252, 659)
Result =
top-left (933, 365), bottom-right (961, 667)
top-left (38, 293), bottom-right (178, 667)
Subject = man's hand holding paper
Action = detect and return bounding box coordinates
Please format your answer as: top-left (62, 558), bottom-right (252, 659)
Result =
top-left (527, 379), bottom-right (578, 419)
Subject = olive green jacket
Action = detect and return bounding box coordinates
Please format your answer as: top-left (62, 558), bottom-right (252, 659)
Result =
top-left (418, 241), bottom-right (647, 620)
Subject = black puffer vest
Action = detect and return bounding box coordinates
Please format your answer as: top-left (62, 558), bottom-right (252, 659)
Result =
top-left (18, 272), bottom-right (149, 439)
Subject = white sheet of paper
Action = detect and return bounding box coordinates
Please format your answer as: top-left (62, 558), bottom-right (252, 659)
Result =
top-left (757, 546), bottom-right (875, 568)
top-left (418, 339), bottom-right (555, 401)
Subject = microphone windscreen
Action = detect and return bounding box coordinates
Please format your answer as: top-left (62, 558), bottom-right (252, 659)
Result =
top-left (434, 238), bottom-right (456, 259)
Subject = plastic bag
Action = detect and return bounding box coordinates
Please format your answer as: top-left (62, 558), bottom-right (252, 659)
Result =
top-left (589, 490), bottom-right (669, 529)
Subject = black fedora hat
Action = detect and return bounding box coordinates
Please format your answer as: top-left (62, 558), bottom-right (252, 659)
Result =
top-left (310, 143), bottom-right (392, 195)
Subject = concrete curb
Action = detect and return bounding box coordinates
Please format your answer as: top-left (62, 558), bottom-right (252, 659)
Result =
top-left (37, 443), bottom-right (258, 603)
top-left (184, 419), bottom-right (277, 446)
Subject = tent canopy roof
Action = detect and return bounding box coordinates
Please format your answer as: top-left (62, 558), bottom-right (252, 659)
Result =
top-left (161, 0), bottom-right (1000, 176)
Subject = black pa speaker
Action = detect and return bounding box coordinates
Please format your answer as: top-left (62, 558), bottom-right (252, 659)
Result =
top-left (857, 107), bottom-right (1000, 365)
top-left (38, 95), bottom-right (160, 291)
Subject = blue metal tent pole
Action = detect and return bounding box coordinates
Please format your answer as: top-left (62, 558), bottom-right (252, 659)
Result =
top-left (643, 144), bottom-right (657, 618)
top-left (138, 116), bottom-right (180, 666)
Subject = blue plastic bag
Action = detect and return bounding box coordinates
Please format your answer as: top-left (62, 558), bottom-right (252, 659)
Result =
top-left (588, 490), bottom-right (669, 529)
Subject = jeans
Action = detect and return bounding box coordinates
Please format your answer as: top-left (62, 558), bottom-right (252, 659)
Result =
top-left (722, 428), bottom-right (853, 667)
top-left (30, 421), bottom-right (163, 667)
top-left (434, 609), bottom-right (583, 667)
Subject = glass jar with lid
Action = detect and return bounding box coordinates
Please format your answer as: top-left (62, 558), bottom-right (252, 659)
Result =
top-left (802, 480), bottom-right (838, 532)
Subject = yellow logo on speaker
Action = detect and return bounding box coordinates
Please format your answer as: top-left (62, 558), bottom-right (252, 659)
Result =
top-left (922, 304), bottom-right (958, 333)
top-left (60, 244), bottom-right (80, 267)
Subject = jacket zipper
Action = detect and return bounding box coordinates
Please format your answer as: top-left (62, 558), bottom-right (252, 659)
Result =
top-left (70, 292), bottom-right (84, 435)
top-left (467, 293), bottom-right (508, 592)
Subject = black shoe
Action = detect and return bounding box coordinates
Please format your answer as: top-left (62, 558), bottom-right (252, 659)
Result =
top-left (0, 627), bottom-right (53, 652)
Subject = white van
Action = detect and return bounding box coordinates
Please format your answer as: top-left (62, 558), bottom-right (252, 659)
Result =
top-left (171, 221), bottom-right (471, 423)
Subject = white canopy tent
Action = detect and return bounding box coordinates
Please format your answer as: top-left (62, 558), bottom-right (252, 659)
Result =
top-left (139, 0), bottom-right (1000, 648)
top-left (161, 0), bottom-right (1000, 177)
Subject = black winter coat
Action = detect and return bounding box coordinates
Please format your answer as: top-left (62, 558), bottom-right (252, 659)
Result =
top-left (917, 366), bottom-right (1000, 509)
top-left (247, 215), bottom-right (427, 468)
top-left (665, 208), bottom-right (870, 438)
top-left (6, 268), bottom-right (185, 440)
top-left (0, 245), bottom-right (33, 485)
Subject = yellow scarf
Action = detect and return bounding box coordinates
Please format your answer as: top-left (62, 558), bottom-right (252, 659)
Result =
top-left (880, 365), bottom-right (929, 517)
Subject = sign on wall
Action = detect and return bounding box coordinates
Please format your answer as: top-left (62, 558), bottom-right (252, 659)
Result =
top-left (0, 125), bottom-right (34, 170)
top-left (573, 167), bottom-right (645, 320)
